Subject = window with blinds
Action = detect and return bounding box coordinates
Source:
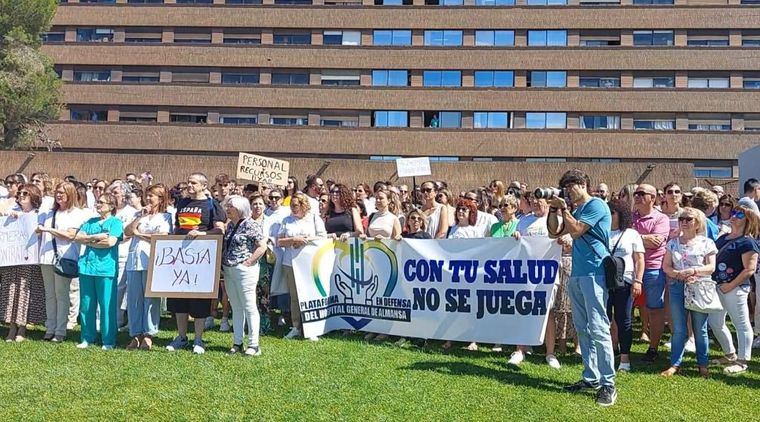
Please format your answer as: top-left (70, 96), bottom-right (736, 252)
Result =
top-left (320, 70), bottom-right (361, 86)
top-left (688, 114), bottom-right (731, 131)
top-left (171, 71), bottom-right (210, 84)
top-left (579, 30), bottom-right (621, 47)
top-left (119, 110), bottom-right (158, 123)
top-left (122, 69), bottom-right (160, 83)
top-left (224, 30), bottom-right (261, 45)
top-left (125, 28), bottom-right (162, 43)
top-left (687, 30), bottom-right (729, 47)
top-left (174, 29), bottom-right (212, 44)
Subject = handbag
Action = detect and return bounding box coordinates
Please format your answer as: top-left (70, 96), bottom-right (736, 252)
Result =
top-left (51, 210), bottom-right (79, 278)
top-left (582, 229), bottom-right (627, 291)
top-left (684, 280), bottom-right (722, 313)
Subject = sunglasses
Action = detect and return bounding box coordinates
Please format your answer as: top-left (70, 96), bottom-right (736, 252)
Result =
top-left (97, 200), bottom-right (111, 206)
top-left (731, 210), bottom-right (746, 219)
top-left (499, 203), bottom-right (512, 208)
top-left (719, 202), bottom-right (732, 207)
top-left (330, 190), bottom-right (340, 194)
top-left (667, 189), bottom-right (681, 194)
top-left (16, 191), bottom-right (30, 198)
top-left (408, 216), bottom-right (422, 221)
top-left (269, 196), bottom-right (281, 200)
top-left (456, 207), bottom-right (469, 212)
top-left (678, 216), bottom-right (694, 222)
top-left (399, 190), bottom-right (408, 193)
top-left (319, 199), bottom-right (328, 204)
top-left (436, 194), bottom-right (446, 199)
top-left (421, 188), bottom-right (434, 193)
top-left (31, 179), bottom-right (43, 183)
top-left (633, 191), bottom-right (650, 197)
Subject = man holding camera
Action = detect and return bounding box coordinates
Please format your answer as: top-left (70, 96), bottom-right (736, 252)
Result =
top-left (547, 169), bottom-right (616, 407)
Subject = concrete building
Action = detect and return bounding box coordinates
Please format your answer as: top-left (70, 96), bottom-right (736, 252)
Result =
top-left (20, 0), bottom-right (760, 191)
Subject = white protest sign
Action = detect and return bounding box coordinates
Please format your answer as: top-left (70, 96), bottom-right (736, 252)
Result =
top-left (0, 212), bottom-right (40, 267)
top-left (396, 157), bottom-right (432, 178)
top-left (236, 152), bottom-right (290, 187)
top-left (292, 237), bottom-right (561, 345)
top-left (146, 235), bottom-right (222, 298)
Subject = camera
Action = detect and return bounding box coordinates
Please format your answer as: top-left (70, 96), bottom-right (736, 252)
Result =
top-left (533, 187), bottom-right (565, 200)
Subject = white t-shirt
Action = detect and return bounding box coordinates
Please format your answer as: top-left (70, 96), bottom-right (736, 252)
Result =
top-left (38, 207), bottom-right (89, 264)
top-left (516, 214), bottom-right (550, 238)
top-left (126, 212), bottom-right (173, 271)
top-left (666, 235), bottom-right (718, 282)
top-left (609, 229), bottom-right (645, 284)
top-left (424, 204), bottom-right (444, 238)
top-left (367, 210), bottom-right (398, 238)
top-left (307, 195), bottom-right (320, 216)
top-left (364, 197), bottom-right (377, 216)
top-left (448, 224), bottom-right (487, 239)
top-left (278, 213), bottom-right (326, 266)
top-left (475, 211), bottom-right (498, 233)
top-left (115, 205), bottom-right (139, 262)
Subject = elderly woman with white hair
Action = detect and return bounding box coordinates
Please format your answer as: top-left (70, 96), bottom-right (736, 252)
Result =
top-left (222, 195), bottom-right (268, 356)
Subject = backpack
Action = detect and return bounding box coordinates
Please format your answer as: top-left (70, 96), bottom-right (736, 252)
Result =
top-left (582, 229), bottom-right (627, 291)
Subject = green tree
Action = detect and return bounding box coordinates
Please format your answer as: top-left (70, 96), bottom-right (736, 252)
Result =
top-left (0, 0), bottom-right (61, 150)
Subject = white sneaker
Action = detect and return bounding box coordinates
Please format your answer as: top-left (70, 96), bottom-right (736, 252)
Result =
top-left (192, 342), bottom-right (206, 355)
top-left (618, 362), bottom-right (631, 372)
top-left (492, 345), bottom-right (503, 352)
top-left (307, 336), bottom-right (319, 342)
top-left (76, 341), bottom-right (89, 349)
top-left (166, 336), bottom-right (189, 352)
top-left (508, 351), bottom-right (525, 365)
top-left (219, 319), bottom-right (230, 332)
top-left (684, 337), bottom-right (696, 353)
top-left (284, 327), bottom-right (301, 340)
top-left (101, 345), bottom-right (114, 351)
top-left (546, 354), bottom-right (561, 369)
top-left (752, 336), bottom-right (760, 349)
top-left (204, 316), bottom-right (215, 330)
top-left (245, 346), bottom-right (262, 356)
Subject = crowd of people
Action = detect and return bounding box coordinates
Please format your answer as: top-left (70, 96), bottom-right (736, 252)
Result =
top-left (0, 170), bottom-right (759, 407)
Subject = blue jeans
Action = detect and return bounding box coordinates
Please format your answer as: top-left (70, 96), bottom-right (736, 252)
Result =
top-left (669, 281), bottom-right (709, 367)
top-left (568, 275), bottom-right (616, 387)
top-left (126, 270), bottom-right (161, 337)
top-left (643, 269), bottom-right (666, 310)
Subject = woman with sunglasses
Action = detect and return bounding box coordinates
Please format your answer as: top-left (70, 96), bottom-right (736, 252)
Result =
top-left (403, 209), bottom-right (432, 239)
top-left (715, 195), bottom-right (737, 236)
top-left (318, 193), bottom-right (330, 221)
top-left (325, 184), bottom-right (363, 241)
top-left (282, 177), bottom-right (298, 207)
top-left (710, 205), bottom-right (760, 375)
top-left (435, 189), bottom-right (456, 231)
top-left (71, 193), bottom-right (124, 350)
top-left (661, 207), bottom-right (716, 378)
top-left (0, 185), bottom-right (46, 342)
top-left (123, 184), bottom-right (172, 350)
top-left (420, 181), bottom-right (449, 239)
top-left (490, 195), bottom-right (520, 238)
top-left (661, 182), bottom-right (684, 240)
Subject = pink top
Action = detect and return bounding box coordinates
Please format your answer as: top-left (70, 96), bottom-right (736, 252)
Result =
top-left (633, 209), bottom-right (671, 269)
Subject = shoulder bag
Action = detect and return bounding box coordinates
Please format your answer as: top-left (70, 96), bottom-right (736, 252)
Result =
top-left (682, 239), bottom-right (724, 313)
top-left (582, 229), bottom-right (626, 291)
top-left (51, 210), bottom-right (80, 278)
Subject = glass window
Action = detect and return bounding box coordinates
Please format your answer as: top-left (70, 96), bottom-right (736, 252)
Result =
top-left (324, 31), bottom-right (361, 46)
top-left (226, 0), bottom-right (262, 4)
top-left (372, 70), bottom-right (409, 86)
top-left (270, 117), bottom-right (308, 126)
top-left (373, 111), bottom-right (408, 127)
top-left (271, 72), bottom-right (309, 85)
top-left (423, 71), bottom-right (462, 87)
top-left (474, 112), bottom-right (509, 128)
top-left (176, 0), bottom-right (212, 3)
top-left (633, 119), bottom-right (675, 130)
top-left (424, 30), bottom-right (463, 46)
top-left (633, 0), bottom-right (673, 4)
top-left (220, 116), bottom-right (258, 125)
top-left (321, 70), bottom-right (361, 86)
top-left (476, 0), bottom-right (515, 4)
top-left (73, 71), bottom-right (111, 82)
top-left (474, 71), bottom-right (514, 87)
top-left (273, 33), bottom-right (311, 45)
top-left (373, 30), bottom-right (412, 46)
top-left (438, 112), bottom-right (461, 128)
top-left (222, 73), bottom-right (260, 84)
top-left (528, 30), bottom-right (566, 46)
top-left (128, 0), bottom-right (165, 3)
top-left (693, 167), bottom-right (732, 178)
top-left (425, 0), bottom-right (464, 4)
top-left (375, 0), bottom-right (412, 4)
top-left (528, 71), bottom-right (566, 87)
top-left (42, 31), bottom-right (65, 42)
top-left (687, 78), bottom-right (729, 88)
top-left (170, 114), bottom-right (207, 124)
top-left (321, 118), bottom-right (358, 127)
top-left (579, 76), bottom-right (620, 88)
top-left (273, 0), bottom-right (312, 3)
top-left (744, 79), bottom-right (760, 89)
top-left (475, 30), bottom-right (515, 46)
top-left (70, 109), bottom-right (107, 122)
top-left (580, 116), bottom-right (620, 130)
top-left (633, 30), bottom-right (673, 46)
top-left (527, 0), bottom-right (567, 4)
top-left (633, 76), bottom-right (675, 88)
top-left (76, 28), bottom-right (114, 43)
top-left (526, 112), bottom-right (566, 129)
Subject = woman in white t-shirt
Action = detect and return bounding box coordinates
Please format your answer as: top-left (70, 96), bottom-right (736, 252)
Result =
top-left (606, 199), bottom-right (645, 371)
top-left (661, 207), bottom-right (717, 378)
top-left (36, 181), bottom-right (88, 342)
top-left (123, 184), bottom-right (172, 350)
top-left (364, 191), bottom-right (402, 241)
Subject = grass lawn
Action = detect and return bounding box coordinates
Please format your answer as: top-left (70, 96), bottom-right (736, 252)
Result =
top-left (1, 318), bottom-right (758, 421)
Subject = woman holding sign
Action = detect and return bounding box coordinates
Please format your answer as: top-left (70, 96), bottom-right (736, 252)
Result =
top-left (72, 193), bottom-right (124, 350)
top-left (0, 184), bottom-right (46, 342)
top-left (123, 184), bottom-right (173, 350)
top-left (278, 193), bottom-right (326, 341)
top-left (222, 195), bottom-right (268, 356)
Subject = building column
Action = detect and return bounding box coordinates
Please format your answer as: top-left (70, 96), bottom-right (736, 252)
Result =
top-left (209, 71), bottom-right (222, 84)
top-left (211, 28), bottom-right (224, 44)
top-left (260, 69), bottom-right (272, 85)
top-left (160, 71), bottom-right (172, 83)
top-left (675, 71), bottom-right (688, 89)
top-left (61, 66), bottom-right (74, 82)
top-left (729, 30), bottom-right (742, 47)
top-left (111, 68), bottom-right (123, 82)
top-left (730, 72), bottom-right (743, 89)
top-left (107, 109), bottom-right (120, 123)
top-left (620, 72), bottom-right (633, 88)
top-left (674, 30), bottom-right (687, 47)
top-left (311, 30), bottom-right (323, 45)
top-left (308, 112), bottom-right (320, 126)
top-left (675, 114), bottom-right (688, 131)
top-left (162, 28), bottom-right (174, 43)
top-left (157, 110), bottom-right (170, 123)
top-left (261, 29), bottom-right (273, 45)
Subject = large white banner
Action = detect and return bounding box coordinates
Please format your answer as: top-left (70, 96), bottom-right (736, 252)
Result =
top-left (0, 213), bottom-right (40, 267)
top-left (292, 237), bottom-right (561, 345)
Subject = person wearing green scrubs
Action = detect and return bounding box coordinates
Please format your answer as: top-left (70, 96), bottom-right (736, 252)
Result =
top-left (73, 192), bottom-right (124, 350)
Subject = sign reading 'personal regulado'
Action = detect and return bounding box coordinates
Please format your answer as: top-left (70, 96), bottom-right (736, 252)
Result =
top-left (236, 152), bottom-right (290, 187)
top-left (146, 235), bottom-right (223, 299)
top-left (292, 237), bottom-right (561, 345)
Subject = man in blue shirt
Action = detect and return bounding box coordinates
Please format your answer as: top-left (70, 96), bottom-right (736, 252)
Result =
top-left (547, 169), bottom-right (616, 407)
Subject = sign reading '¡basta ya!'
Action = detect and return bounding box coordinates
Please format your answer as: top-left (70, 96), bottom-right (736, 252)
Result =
top-left (236, 152), bottom-right (290, 187)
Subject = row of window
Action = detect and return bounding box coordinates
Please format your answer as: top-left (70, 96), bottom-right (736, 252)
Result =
top-left (65, 68), bottom-right (760, 89)
top-left (43, 28), bottom-right (760, 47)
top-left (67, 108), bottom-right (760, 132)
top-left (61, 0), bottom-right (760, 6)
